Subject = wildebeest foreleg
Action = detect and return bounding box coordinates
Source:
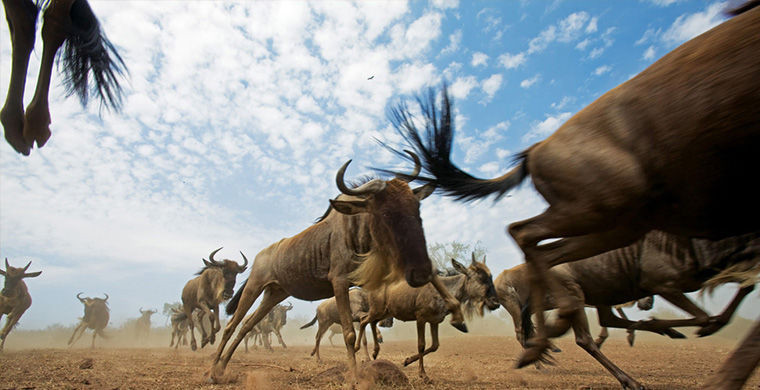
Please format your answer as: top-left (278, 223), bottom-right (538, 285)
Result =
top-left (597, 305), bottom-right (685, 340)
top-left (273, 327), bottom-right (287, 349)
top-left (402, 321), bottom-right (438, 382)
top-left (331, 278), bottom-right (359, 383)
top-left (1, 0), bottom-right (37, 155)
top-left (701, 317), bottom-right (760, 390)
top-left (431, 274), bottom-right (466, 332)
top-left (310, 321), bottom-right (329, 360)
top-left (0, 311), bottom-right (22, 351)
top-left (197, 302), bottom-right (215, 348)
top-left (631, 286), bottom-right (753, 337)
top-left (68, 321), bottom-right (87, 346)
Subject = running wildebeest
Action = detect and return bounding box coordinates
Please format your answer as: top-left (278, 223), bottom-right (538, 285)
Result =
top-left (386, 4), bottom-right (760, 384)
top-left (300, 288), bottom-right (393, 361)
top-left (1, 0), bottom-right (126, 155)
top-left (495, 264), bottom-right (659, 349)
top-left (356, 254), bottom-right (500, 381)
top-left (181, 247), bottom-right (247, 351)
top-left (134, 307), bottom-right (156, 341)
top-left (169, 306), bottom-right (189, 348)
top-left (206, 155), bottom-right (444, 384)
top-left (242, 302), bottom-right (292, 352)
top-left (68, 292), bottom-right (109, 348)
top-left (0, 258), bottom-right (41, 351)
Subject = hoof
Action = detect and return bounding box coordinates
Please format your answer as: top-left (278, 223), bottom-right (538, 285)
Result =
top-left (191, 341), bottom-right (197, 351)
top-left (516, 339), bottom-right (554, 369)
top-left (1, 107), bottom-right (31, 155)
top-left (22, 105), bottom-right (51, 150)
top-left (451, 322), bottom-right (468, 333)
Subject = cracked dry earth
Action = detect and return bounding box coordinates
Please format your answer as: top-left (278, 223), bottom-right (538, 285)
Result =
top-left (1, 336), bottom-right (758, 389)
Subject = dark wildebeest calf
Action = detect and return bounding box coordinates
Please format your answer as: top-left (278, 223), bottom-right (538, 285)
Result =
top-left (1, 0), bottom-right (126, 155)
top-left (388, 2), bottom-right (760, 381)
top-left (243, 302), bottom-right (292, 352)
top-left (181, 247), bottom-right (247, 351)
top-left (68, 292), bottom-right (109, 348)
top-left (207, 155), bottom-right (442, 383)
top-left (135, 307), bottom-right (156, 341)
top-left (169, 306), bottom-right (189, 348)
top-left (0, 258), bottom-right (41, 351)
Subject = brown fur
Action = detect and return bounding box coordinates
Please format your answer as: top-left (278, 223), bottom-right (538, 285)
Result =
top-left (134, 307), bottom-right (156, 341)
top-left (68, 293), bottom-right (109, 348)
top-left (0, 259), bottom-right (41, 351)
top-left (243, 303), bottom-right (292, 352)
top-left (169, 307), bottom-right (189, 348)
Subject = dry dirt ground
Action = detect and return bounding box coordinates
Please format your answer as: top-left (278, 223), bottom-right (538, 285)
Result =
top-left (1, 335), bottom-right (759, 389)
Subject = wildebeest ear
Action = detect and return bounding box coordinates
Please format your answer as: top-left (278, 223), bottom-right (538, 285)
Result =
top-left (203, 259), bottom-right (214, 268)
top-left (23, 271), bottom-right (42, 278)
top-left (0, 269), bottom-right (6, 276)
top-left (330, 199), bottom-right (368, 215)
top-left (451, 259), bottom-right (468, 274)
top-left (413, 184), bottom-right (435, 201)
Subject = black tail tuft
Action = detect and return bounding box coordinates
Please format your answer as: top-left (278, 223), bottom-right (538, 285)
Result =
top-left (379, 84), bottom-right (529, 202)
top-left (59, 0), bottom-right (127, 112)
top-left (300, 315), bottom-right (318, 329)
top-left (226, 279), bottom-right (247, 316)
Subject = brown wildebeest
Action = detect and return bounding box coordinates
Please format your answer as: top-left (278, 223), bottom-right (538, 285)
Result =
top-left (68, 292), bottom-right (109, 348)
top-left (242, 302), bottom-right (292, 352)
top-left (169, 306), bottom-right (189, 348)
top-left (495, 264), bottom-right (659, 349)
top-left (512, 230), bottom-right (759, 388)
top-left (300, 288), bottom-right (393, 360)
top-left (181, 247), bottom-right (247, 351)
top-left (1, 0), bottom-right (126, 155)
top-left (0, 258), bottom-right (41, 351)
top-left (206, 155), bottom-right (443, 384)
top-left (387, 3), bottom-right (760, 379)
top-left (134, 307), bottom-right (156, 341)
top-left (356, 254), bottom-right (500, 381)
top-left (701, 316), bottom-right (760, 390)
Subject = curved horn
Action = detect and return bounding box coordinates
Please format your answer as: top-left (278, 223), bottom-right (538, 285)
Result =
top-left (397, 150), bottom-right (421, 182)
top-left (102, 293), bottom-right (109, 302)
top-left (471, 252), bottom-right (476, 264)
top-left (239, 251), bottom-right (249, 270)
top-left (336, 160), bottom-right (386, 197)
top-left (4, 258), bottom-right (9, 269)
top-left (22, 261), bottom-right (32, 271)
top-left (208, 247), bottom-right (223, 265)
top-left (285, 301), bottom-right (293, 309)
top-left (77, 292), bottom-right (86, 303)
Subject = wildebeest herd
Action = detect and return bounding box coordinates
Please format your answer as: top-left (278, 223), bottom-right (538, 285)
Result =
top-left (1, 0), bottom-right (759, 389)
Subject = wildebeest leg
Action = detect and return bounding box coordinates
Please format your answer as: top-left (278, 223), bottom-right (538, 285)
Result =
top-left (508, 213), bottom-right (646, 368)
top-left (631, 287), bottom-right (753, 337)
top-left (90, 328), bottom-right (98, 348)
top-left (211, 276), bottom-right (266, 371)
top-left (1, 0), bottom-right (38, 155)
top-left (209, 285), bottom-right (288, 382)
top-left (594, 324), bottom-right (609, 349)
top-left (614, 307), bottom-right (637, 346)
top-left (332, 278), bottom-right (359, 383)
top-left (0, 311), bottom-right (22, 351)
top-left (701, 317), bottom-right (760, 390)
top-left (327, 327), bottom-right (335, 346)
top-left (571, 308), bottom-right (645, 390)
top-left (197, 303), bottom-right (215, 348)
top-left (310, 321), bottom-right (328, 360)
top-left (68, 321), bottom-right (87, 346)
top-left (262, 330), bottom-right (273, 351)
top-left (369, 322), bottom-right (381, 360)
top-left (498, 291), bottom-right (526, 347)
top-left (273, 327), bottom-right (287, 349)
top-left (208, 304), bottom-right (220, 345)
top-left (596, 305), bottom-right (684, 340)
top-left (430, 274), bottom-right (466, 332)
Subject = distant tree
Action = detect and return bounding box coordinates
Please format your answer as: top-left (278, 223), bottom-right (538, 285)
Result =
top-left (428, 240), bottom-right (487, 274)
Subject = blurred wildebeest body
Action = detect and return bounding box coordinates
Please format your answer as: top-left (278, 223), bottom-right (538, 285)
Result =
top-left (169, 307), bottom-right (189, 348)
top-left (243, 302), bottom-right (292, 352)
top-left (68, 292), bottom-right (109, 348)
top-left (702, 316), bottom-right (760, 390)
top-left (0, 259), bottom-right (41, 351)
top-left (1, 0), bottom-right (126, 155)
top-left (300, 288), bottom-right (392, 360)
top-left (134, 307), bottom-right (156, 341)
top-left (357, 254), bottom-right (500, 381)
top-left (207, 156), bottom-right (438, 383)
top-left (388, 4), bottom-right (760, 384)
top-left (181, 247), bottom-right (247, 351)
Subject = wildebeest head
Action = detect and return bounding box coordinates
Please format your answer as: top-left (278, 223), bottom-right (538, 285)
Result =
top-left (1, 258), bottom-right (42, 296)
top-left (77, 292), bottom-right (109, 307)
top-left (452, 253), bottom-right (500, 317)
top-left (139, 307), bottom-right (157, 320)
top-left (332, 151), bottom-right (435, 290)
top-left (203, 247), bottom-right (248, 300)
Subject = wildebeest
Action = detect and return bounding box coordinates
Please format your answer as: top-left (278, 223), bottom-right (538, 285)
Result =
top-left (356, 254), bottom-right (500, 381)
top-left (0, 259), bottom-right (41, 351)
top-left (169, 306), bottom-right (189, 348)
top-left (387, 4), bottom-right (760, 376)
top-left (134, 307), bottom-right (157, 341)
top-left (300, 288), bottom-right (393, 360)
top-left (1, 0), bottom-right (126, 155)
top-left (242, 302), bottom-right (292, 352)
top-left (495, 264), bottom-right (659, 349)
top-left (68, 292), bottom-right (109, 348)
top-left (513, 230), bottom-right (759, 388)
top-left (702, 316), bottom-right (760, 390)
top-left (206, 156), bottom-right (437, 383)
top-left (181, 247), bottom-right (247, 351)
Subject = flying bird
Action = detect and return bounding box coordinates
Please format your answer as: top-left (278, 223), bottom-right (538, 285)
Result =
top-left (367, 75), bottom-right (374, 80)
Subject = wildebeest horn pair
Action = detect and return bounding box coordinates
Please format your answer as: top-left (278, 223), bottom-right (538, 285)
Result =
top-left (76, 292), bottom-right (108, 302)
top-left (5, 258), bottom-right (32, 272)
top-left (205, 247), bottom-right (248, 270)
top-left (336, 150), bottom-right (422, 197)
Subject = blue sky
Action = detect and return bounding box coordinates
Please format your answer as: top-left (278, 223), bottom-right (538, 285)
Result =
top-left (1, 0), bottom-right (755, 330)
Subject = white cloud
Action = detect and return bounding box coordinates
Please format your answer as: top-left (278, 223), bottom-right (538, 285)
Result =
top-left (662, 2), bottom-right (727, 46)
top-left (471, 52), bottom-right (489, 67)
top-left (575, 38), bottom-right (591, 50)
top-left (498, 52), bottom-right (526, 69)
top-left (450, 76), bottom-right (478, 99)
top-left (557, 12), bottom-right (590, 42)
top-left (589, 47), bottom-right (604, 59)
top-left (642, 45), bottom-right (656, 60)
top-left (586, 17), bottom-right (599, 33)
top-left (441, 29), bottom-right (463, 55)
top-left (481, 74), bottom-right (503, 102)
top-left (432, 0), bottom-right (459, 9)
top-left (635, 27), bottom-right (659, 46)
top-left (520, 74), bottom-right (541, 89)
top-left (593, 65), bottom-right (612, 76)
top-left (551, 96), bottom-right (574, 110)
top-left (646, 0), bottom-right (684, 6)
top-left (522, 112), bottom-right (573, 142)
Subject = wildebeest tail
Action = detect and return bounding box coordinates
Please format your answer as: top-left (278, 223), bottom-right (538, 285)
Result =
top-left (226, 279), bottom-right (247, 316)
top-left (300, 314), bottom-right (318, 329)
top-left (383, 85), bottom-right (529, 202)
top-left (520, 292), bottom-right (534, 344)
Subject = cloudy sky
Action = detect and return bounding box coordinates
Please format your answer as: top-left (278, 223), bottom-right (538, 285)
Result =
top-left (1, 0), bottom-right (756, 330)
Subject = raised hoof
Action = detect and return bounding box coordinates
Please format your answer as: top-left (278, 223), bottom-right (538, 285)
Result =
top-left (627, 332), bottom-right (635, 347)
top-left (201, 338), bottom-right (209, 348)
top-left (1, 107), bottom-right (31, 155)
top-left (697, 319), bottom-right (725, 337)
top-left (23, 106), bottom-right (51, 150)
top-left (451, 322), bottom-right (468, 333)
top-left (190, 341), bottom-right (197, 351)
top-left (516, 339), bottom-right (554, 369)
top-left (402, 358), bottom-right (413, 367)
